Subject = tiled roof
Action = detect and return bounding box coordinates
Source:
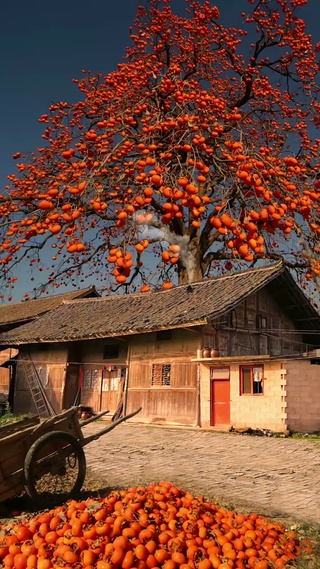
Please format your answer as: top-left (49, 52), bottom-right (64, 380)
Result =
top-left (0, 261), bottom-right (319, 346)
top-left (0, 262), bottom-right (306, 345)
top-left (0, 285), bottom-right (99, 327)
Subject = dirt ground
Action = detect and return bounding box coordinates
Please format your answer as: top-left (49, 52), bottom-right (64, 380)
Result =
top-left (82, 422), bottom-right (320, 526)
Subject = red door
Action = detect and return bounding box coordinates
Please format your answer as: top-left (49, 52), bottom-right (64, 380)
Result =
top-left (210, 367), bottom-right (230, 426)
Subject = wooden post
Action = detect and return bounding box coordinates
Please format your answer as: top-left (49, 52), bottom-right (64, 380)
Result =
top-left (99, 370), bottom-right (104, 412)
top-left (123, 342), bottom-right (132, 417)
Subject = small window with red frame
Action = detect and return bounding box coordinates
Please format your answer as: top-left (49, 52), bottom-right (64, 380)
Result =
top-left (240, 365), bottom-right (263, 395)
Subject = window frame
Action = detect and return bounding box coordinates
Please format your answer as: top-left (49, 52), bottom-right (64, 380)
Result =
top-left (82, 369), bottom-right (103, 390)
top-left (257, 314), bottom-right (268, 330)
top-left (239, 365), bottom-right (264, 396)
top-left (151, 363), bottom-right (172, 387)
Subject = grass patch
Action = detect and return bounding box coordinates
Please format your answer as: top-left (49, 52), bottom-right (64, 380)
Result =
top-left (291, 432), bottom-right (320, 441)
top-left (292, 524), bottom-right (320, 568)
top-left (0, 406), bottom-right (32, 426)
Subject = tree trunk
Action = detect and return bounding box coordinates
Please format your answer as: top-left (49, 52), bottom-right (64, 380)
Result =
top-left (178, 263), bottom-right (203, 284)
top-left (177, 236), bottom-right (204, 284)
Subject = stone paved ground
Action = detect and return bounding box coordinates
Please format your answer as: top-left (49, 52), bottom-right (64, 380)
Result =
top-left (83, 422), bottom-right (320, 525)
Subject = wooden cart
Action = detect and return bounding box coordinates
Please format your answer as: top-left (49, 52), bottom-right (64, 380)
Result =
top-left (0, 406), bottom-right (141, 506)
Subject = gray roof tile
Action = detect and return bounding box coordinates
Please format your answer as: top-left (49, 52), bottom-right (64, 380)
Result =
top-left (0, 263), bottom-right (297, 345)
top-left (0, 285), bottom-right (99, 326)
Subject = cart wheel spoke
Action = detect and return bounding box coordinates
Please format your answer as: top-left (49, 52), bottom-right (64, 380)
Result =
top-left (24, 430), bottom-right (86, 507)
top-left (67, 453), bottom-right (78, 469)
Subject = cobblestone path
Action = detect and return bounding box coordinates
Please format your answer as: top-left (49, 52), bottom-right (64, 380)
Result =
top-left (83, 423), bottom-right (320, 525)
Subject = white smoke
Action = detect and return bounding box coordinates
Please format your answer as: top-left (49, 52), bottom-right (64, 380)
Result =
top-left (133, 210), bottom-right (197, 283)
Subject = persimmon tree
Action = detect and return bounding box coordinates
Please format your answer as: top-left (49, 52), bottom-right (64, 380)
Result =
top-left (2, 0), bottom-right (320, 294)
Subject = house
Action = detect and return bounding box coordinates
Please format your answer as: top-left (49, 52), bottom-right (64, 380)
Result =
top-left (0, 262), bottom-right (320, 432)
top-left (0, 285), bottom-right (100, 412)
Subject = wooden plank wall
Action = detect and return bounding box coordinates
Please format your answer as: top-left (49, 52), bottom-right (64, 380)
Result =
top-left (0, 349), bottom-right (18, 411)
top-left (0, 348), bottom-right (18, 365)
top-left (81, 386), bottom-right (101, 412)
top-left (127, 362), bottom-right (198, 425)
top-left (209, 288), bottom-right (305, 358)
top-left (0, 368), bottom-right (10, 396)
top-left (77, 339), bottom-right (128, 413)
top-left (14, 347), bottom-right (68, 415)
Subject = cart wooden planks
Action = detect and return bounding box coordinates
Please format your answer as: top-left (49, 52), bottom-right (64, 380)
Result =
top-left (0, 406), bottom-right (141, 505)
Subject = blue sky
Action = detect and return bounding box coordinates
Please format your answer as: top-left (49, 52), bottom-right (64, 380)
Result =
top-left (0, 0), bottom-right (319, 300)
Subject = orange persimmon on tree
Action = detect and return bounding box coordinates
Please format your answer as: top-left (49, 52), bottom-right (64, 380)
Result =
top-left (1, 0), bottom-right (320, 293)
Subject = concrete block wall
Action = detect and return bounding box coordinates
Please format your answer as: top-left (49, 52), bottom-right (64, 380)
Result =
top-left (286, 359), bottom-right (320, 432)
top-left (200, 361), bottom-right (287, 431)
top-left (230, 362), bottom-right (287, 431)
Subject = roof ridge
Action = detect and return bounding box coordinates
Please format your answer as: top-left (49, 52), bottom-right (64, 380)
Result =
top-left (61, 261), bottom-right (284, 305)
top-left (0, 285), bottom-right (96, 308)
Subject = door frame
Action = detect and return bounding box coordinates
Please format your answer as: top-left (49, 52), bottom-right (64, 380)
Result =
top-left (210, 366), bottom-right (230, 426)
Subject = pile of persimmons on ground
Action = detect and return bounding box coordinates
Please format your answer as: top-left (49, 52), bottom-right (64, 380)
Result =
top-left (0, 482), bottom-right (307, 569)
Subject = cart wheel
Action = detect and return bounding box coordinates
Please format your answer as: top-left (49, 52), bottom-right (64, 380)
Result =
top-left (24, 430), bottom-right (86, 506)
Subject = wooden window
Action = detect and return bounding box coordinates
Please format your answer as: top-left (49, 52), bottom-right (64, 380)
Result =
top-left (82, 369), bottom-right (102, 389)
top-left (257, 315), bottom-right (268, 330)
top-left (240, 365), bottom-right (263, 395)
top-left (103, 344), bottom-right (120, 359)
top-left (156, 330), bottom-right (172, 341)
top-left (151, 364), bottom-right (171, 386)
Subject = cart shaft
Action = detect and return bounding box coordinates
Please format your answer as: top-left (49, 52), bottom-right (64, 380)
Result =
top-left (79, 409), bottom-right (110, 427)
top-left (82, 407), bottom-right (142, 445)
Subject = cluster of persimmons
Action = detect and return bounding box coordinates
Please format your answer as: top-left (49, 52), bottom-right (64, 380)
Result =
top-left (0, 482), bottom-right (308, 569)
